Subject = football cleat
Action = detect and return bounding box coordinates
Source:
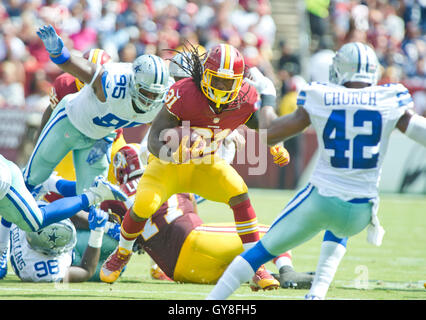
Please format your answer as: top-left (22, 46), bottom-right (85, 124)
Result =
top-left (86, 176), bottom-right (128, 204)
top-left (272, 265), bottom-right (314, 289)
top-left (0, 249), bottom-right (8, 279)
top-left (100, 246), bottom-right (132, 283)
top-left (150, 264), bottom-right (173, 281)
top-left (304, 294), bottom-right (323, 300)
top-left (250, 265), bottom-right (280, 291)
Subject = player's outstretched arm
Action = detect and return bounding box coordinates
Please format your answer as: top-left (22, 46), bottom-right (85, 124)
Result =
top-left (266, 107), bottom-right (311, 146)
top-left (148, 105), bottom-right (180, 160)
top-left (36, 25), bottom-right (105, 101)
top-left (396, 109), bottom-right (426, 147)
top-left (63, 207), bottom-right (107, 282)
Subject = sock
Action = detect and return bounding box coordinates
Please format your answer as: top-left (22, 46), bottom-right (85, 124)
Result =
top-left (273, 251), bottom-right (293, 270)
top-left (119, 234), bottom-right (135, 252)
top-left (119, 209), bottom-right (146, 251)
top-left (240, 240), bottom-right (276, 272)
top-left (0, 218), bottom-right (11, 253)
top-left (206, 255), bottom-right (255, 300)
top-left (40, 194), bottom-right (89, 227)
top-left (55, 179), bottom-right (77, 197)
top-left (230, 198), bottom-right (259, 250)
top-left (308, 239), bottom-right (347, 299)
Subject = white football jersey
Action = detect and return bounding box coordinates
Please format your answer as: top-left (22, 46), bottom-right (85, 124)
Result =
top-left (66, 62), bottom-right (161, 140)
top-left (299, 82), bottom-right (413, 200)
top-left (9, 224), bottom-right (72, 282)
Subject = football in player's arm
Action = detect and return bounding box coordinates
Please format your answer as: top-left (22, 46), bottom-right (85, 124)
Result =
top-left (100, 43), bottom-right (290, 289)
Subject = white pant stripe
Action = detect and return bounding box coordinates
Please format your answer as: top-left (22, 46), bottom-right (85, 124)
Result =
top-left (23, 108), bottom-right (67, 182)
top-left (7, 187), bottom-right (42, 231)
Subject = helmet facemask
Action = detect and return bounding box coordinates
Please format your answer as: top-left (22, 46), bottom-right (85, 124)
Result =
top-left (201, 69), bottom-right (243, 109)
top-left (130, 54), bottom-right (169, 113)
top-left (130, 80), bottom-right (167, 113)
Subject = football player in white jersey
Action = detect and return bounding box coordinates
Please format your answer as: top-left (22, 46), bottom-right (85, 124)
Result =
top-left (8, 205), bottom-right (118, 282)
top-left (207, 42), bottom-right (426, 300)
top-left (23, 25), bottom-right (169, 196)
top-left (0, 154), bottom-right (127, 280)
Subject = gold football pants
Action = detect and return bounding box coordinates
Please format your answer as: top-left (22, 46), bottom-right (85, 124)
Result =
top-left (133, 155), bottom-right (248, 219)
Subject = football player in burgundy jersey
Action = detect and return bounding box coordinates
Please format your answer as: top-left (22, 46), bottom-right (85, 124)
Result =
top-left (100, 43), bottom-right (291, 290)
top-left (100, 143), bottom-right (313, 288)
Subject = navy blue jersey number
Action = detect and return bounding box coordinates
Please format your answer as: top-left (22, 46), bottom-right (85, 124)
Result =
top-left (323, 109), bottom-right (382, 169)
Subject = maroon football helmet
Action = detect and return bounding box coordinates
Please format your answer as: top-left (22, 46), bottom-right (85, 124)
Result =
top-left (201, 43), bottom-right (245, 109)
top-left (113, 143), bottom-right (144, 185)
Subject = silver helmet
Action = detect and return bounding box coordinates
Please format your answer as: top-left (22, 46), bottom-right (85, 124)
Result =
top-left (26, 219), bottom-right (77, 256)
top-left (329, 42), bottom-right (380, 86)
top-left (130, 54), bottom-right (169, 113)
top-left (169, 52), bottom-right (192, 80)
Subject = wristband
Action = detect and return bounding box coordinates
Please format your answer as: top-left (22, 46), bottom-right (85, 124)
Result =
top-left (50, 47), bottom-right (70, 65)
top-left (88, 229), bottom-right (104, 248)
top-left (260, 94), bottom-right (276, 108)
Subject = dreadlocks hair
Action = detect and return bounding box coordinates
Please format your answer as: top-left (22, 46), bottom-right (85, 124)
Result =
top-left (163, 41), bottom-right (251, 109)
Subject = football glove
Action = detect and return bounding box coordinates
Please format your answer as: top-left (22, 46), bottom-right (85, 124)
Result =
top-left (88, 206), bottom-right (109, 232)
top-left (36, 25), bottom-right (64, 56)
top-left (270, 145), bottom-right (290, 167)
top-left (245, 67), bottom-right (276, 97)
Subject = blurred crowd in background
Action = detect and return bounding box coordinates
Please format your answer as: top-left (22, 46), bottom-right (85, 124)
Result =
top-left (0, 0), bottom-right (424, 187)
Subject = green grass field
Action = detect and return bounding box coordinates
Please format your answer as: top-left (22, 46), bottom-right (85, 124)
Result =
top-left (0, 189), bottom-right (425, 300)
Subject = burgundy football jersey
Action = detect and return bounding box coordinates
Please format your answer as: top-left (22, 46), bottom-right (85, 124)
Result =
top-left (101, 179), bottom-right (203, 279)
top-left (137, 193), bottom-right (203, 279)
top-left (166, 78), bottom-right (259, 134)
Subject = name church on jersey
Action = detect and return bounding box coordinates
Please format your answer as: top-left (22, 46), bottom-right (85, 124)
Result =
top-left (324, 91), bottom-right (377, 106)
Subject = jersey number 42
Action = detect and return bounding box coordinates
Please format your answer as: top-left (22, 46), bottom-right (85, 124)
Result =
top-left (323, 109), bottom-right (382, 169)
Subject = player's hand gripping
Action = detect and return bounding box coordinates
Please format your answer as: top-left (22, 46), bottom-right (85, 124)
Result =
top-left (245, 67), bottom-right (276, 96)
top-left (270, 145), bottom-right (290, 167)
top-left (172, 134), bottom-right (206, 164)
top-left (36, 25), bottom-right (64, 56)
top-left (88, 206), bottom-right (109, 232)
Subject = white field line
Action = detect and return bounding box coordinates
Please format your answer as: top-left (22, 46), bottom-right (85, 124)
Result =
top-left (0, 286), bottom-right (358, 300)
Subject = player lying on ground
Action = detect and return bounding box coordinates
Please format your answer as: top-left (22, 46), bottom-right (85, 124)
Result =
top-left (5, 206), bottom-right (117, 283)
top-left (0, 155), bottom-right (127, 279)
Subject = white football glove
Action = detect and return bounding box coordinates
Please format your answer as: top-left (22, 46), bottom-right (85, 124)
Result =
top-left (245, 67), bottom-right (276, 97)
top-left (36, 25), bottom-right (64, 56)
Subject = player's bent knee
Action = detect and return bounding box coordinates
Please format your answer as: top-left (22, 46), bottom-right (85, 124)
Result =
top-left (133, 188), bottom-right (164, 219)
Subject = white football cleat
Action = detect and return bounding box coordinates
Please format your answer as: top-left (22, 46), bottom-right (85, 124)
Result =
top-left (304, 294), bottom-right (323, 300)
top-left (86, 176), bottom-right (128, 204)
